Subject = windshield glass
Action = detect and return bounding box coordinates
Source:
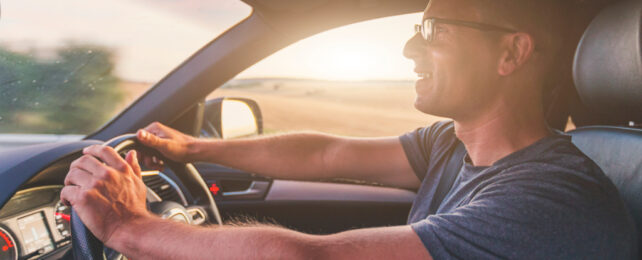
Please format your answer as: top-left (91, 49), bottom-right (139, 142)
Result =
top-left (0, 0), bottom-right (251, 135)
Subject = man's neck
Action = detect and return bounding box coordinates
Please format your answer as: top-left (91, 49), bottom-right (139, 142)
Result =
top-left (453, 100), bottom-right (552, 167)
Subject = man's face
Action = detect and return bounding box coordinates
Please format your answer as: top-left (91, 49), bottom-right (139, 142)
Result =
top-left (403, 0), bottom-right (507, 120)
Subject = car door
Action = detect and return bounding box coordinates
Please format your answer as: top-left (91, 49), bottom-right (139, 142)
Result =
top-left (195, 163), bottom-right (415, 234)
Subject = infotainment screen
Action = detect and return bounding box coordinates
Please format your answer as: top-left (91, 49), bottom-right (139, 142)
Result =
top-left (17, 212), bottom-right (54, 255)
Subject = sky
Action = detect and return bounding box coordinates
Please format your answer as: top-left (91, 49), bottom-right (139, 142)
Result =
top-left (0, 0), bottom-right (422, 82)
top-left (238, 13), bottom-right (421, 81)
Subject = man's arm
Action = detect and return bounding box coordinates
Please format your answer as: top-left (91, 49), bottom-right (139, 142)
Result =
top-left (110, 217), bottom-right (432, 260)
top-left (62, 145), bottom-right (431, 260)
top-left (138, 122), bottom-right (420, 189)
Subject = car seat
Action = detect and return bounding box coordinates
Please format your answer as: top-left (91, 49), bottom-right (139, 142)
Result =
top-left (569, 0), bottom-right (642, 254)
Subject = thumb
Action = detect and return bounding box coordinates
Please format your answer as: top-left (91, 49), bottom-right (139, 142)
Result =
top-left (137, 129), bottom-right (167, 148)
top-left (126, 150), bottom-right (142, 177)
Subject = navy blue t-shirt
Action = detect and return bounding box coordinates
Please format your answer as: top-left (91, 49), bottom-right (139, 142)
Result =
top-left (400, 121), bottom-right (637, 259)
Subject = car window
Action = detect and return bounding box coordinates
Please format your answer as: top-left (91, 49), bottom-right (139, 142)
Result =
top-left (210, 13), bottom-right (445, 137)
top-left (0, 0), bottom-right (252, 136)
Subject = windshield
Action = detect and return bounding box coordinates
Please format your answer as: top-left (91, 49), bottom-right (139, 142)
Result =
top-left (0, 0), bottom-right (251, 135)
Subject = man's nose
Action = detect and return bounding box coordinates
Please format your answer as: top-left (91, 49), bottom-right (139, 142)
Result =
top-left (403, 33), bottom-right (425, 60)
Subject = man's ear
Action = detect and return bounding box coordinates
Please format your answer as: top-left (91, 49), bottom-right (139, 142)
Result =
top-left (497, 33), bottom-right (535, 76)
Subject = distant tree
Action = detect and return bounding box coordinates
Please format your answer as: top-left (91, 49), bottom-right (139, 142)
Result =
top-left (0, 43), bottom-right (124, 134)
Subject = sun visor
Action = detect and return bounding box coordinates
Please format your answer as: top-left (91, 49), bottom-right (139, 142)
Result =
top-left (573, 0), bottom-right (642, 124)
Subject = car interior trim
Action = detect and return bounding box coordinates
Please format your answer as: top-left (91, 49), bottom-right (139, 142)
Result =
top-left (0, 141), bottom-right (102, 208)
top-left (264, 180), bottom-right (416, 203)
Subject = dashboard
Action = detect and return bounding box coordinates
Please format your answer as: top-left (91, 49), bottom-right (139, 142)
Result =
top-left (0, 170), bottom-right (190, 260)
top-left (0, 186), bottom-right (70, 260)
top-left (0, 139), bottom-right (205, 260)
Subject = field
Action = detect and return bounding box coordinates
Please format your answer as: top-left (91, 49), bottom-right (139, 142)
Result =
top-left (0, 79), bottom-right (445, 150)
top-left (208, 79), bottom-right (444, 137)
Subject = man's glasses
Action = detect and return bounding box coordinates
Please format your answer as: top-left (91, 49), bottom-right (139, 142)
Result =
top-left (414, 18), bottom-right (517, 44)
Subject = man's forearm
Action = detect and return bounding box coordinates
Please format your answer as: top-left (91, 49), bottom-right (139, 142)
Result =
top-left (107, 216), bottom-right (431, 260)
top-left (108, 216), bottom-right (318, 260)
top-left (184, 133), bottom-right (420, 189)
top-left (186, 133), bottom-right (338, 180)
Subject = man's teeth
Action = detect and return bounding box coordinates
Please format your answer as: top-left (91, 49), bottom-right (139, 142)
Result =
top-left (417, 72), bottom-right (432, 78)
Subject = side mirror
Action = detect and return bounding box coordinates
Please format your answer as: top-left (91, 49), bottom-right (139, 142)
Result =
top-left (202, 97), bottom-right (263, 139)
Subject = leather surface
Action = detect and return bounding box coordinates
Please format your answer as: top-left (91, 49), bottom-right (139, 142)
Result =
top-left (71, 209), bottom-right (106, 260)
top-left (570, 126), bottom-right (642, 248)
top-left (573, 0), bottom-right (642, 123)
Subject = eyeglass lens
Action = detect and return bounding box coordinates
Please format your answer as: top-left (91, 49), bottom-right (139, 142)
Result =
top-left (423, 19), bottom-right (433, 42)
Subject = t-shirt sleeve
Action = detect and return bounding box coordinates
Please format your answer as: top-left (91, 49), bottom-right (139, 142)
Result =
top-left (399, 121), bottom-right (453, 180)
top-left (409, 170), bottom-right (630, 259)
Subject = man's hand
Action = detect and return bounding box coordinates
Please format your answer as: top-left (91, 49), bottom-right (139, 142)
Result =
top-left (137, 122), bottom-right (198, 169)
top-left (61, 145), bottom-right (151, 248)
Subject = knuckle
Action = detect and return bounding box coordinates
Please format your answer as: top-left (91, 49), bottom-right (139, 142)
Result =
top-left (90, 179), bottom-right (104, 189)
top-left (78, 190), bottom-right (91, 202)
top-left (98, 145), bottom-right (111, 154)
top-left (72, 159), bottom-right (84, 169)
top-left (64, 170), bottom-right (75, 184)
top-left (79, 155), bottom-right (92, 163)
top-left (60, 189), bottom-right (72, 203)
top-left (114, 163), bottom-right (127, 172)
top-left (102, 169), bottom-right (117, 181)
top-left (69, 160), bottom-right (79, 169)
top-left (95, 167), bottom-right (109, 178)
top-left (70, 157), bottom-right (86, 168)
top-left (60, 187), bottom-right (70, 197)
top-left (85, 145), bottom-right (98, 153)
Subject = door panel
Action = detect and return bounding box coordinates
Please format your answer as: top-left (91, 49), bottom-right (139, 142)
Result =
top-left (193, 163), bottom-right (415, 234)
top-left (265, 180), bottom-right (415, 202)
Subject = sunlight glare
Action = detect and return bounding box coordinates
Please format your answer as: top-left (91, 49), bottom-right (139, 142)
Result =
top-left (310, 43), bottom-right (379, 81)
top-left (238, 13), bottom-right (422, 81)
top-left (221, 100), bottom-right (258, 139)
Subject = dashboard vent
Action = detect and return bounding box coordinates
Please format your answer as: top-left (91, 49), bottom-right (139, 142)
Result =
top-left (142, 174), bottom-right (183, 204)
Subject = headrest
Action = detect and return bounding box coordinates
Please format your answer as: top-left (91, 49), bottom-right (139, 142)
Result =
top-left (573, 0), bottom-right (642, 124)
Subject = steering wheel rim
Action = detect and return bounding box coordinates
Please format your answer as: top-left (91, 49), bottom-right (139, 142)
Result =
top-left (70, 134), bottom-right (222, 260)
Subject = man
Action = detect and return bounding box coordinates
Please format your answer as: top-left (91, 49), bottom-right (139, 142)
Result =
top-left (62, 0), bottom-right (637, 258)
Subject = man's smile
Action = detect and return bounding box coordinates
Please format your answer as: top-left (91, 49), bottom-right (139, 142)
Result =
top-left (414, 69), bottom-right (434, 95)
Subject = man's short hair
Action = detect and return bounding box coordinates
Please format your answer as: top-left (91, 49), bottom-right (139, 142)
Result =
top-left (472, 0), bottom-right (612, 129)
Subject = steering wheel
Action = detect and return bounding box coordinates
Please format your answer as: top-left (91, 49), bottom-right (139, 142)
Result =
top-left (69, 134), bottom-right (222, 260)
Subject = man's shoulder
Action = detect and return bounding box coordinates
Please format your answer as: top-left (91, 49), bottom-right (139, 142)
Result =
top-left (409, 120), bottom-right (456, 140)
top-left (501, 134), bottom-right (604, 178)
top-left (399, 120), bottom-right (461, 180)
top-left (480, 138), bottom-right (624, 214)
top-left (401, 120), bottom-right (459, 150)
top-left (479, 134), bottom-right (619, 203)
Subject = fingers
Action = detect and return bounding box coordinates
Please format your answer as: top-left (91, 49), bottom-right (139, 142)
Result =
top-left (137, 150), bottom-right (164, 170)
top-left (126, 150), bottom-right (142, 178)
top-left (64, 168), bottom-right (94, 187)
top-left (137, 129), bottom-right (169, 149)
top-left (83, 145), bottom-right (128, 172)
top-left (143, 121), bottom-right (170, 139)
top-left (144, 121), bottom-right (162, 131)
top-left (70, 155), bottom-right (110, 177)
top-left (60, 185), bottom-right (81, 206)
